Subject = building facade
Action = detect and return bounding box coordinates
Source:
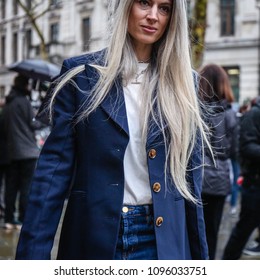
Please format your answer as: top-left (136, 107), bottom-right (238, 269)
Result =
top-left (202, 0), bottom-right (260, 104)
top-left (0, 0), bottom-right (260, 104)
top-left (0, 0), bottom-right (108, 101)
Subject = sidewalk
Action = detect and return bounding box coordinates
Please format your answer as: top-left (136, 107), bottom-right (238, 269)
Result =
top-left (0, 198), bottom-right (259, 260)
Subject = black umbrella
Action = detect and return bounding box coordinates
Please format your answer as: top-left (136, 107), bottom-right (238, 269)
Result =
top-left (8, 59), bottom-right (61, 82)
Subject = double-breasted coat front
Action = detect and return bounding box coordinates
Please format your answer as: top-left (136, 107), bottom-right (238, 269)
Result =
top-left (16, 50), bottom-right (208, 260)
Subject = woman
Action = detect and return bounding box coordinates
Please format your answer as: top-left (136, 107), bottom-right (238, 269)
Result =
top-left (16, 0), bottom-right (211, 260)
top-left (3, 75), bottom-right (43, 230)
top-left (199, 64), bottom-right (238, 259)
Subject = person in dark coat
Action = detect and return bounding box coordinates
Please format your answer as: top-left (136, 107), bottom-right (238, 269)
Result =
top-left (223, 97), bottom-right (260, 259)
top-left (199, 64), bottom-right (238, 259)
top-left (2, 74), bottom-right (44, 230)
top-left (16, 0), bottom-right (212, 260)
top-left (0, 100), bottom-right (9, 219)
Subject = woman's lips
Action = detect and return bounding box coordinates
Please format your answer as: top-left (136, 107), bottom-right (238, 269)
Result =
top-left (141, 25), bottom-right (157, 33)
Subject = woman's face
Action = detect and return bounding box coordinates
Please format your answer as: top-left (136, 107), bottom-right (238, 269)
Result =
top-left (128, 0), bottom-right (172, 50)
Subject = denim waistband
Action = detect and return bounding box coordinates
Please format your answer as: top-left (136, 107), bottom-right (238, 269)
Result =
top-left (121, 204), bottom-right (153, 216)
top-left (116, 204), bottom-right (157, 260)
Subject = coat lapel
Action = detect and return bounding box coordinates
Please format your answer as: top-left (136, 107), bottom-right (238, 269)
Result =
top-left (85, 64), bottom-right (129, 136)
top-left (100, 80), bottom-right (129, 136)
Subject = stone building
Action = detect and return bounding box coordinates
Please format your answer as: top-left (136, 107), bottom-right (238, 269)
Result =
top-left (0, 0), bottom-right (108, 100)
top-left (202, 0), bottom-right (260, 104)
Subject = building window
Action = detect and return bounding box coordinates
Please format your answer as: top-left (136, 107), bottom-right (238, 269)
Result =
top-left (1, 0), bottom-right (6, 19)
top-left (13, 0), bottom-right (18, 15)
top-left (51, 0), bottom-right (62, 5)
top-left (0, 86), bottom-right (5, 103)
top-left (50, 23), bottom-right (59, 43)
top-left (0, 86), bottom-right (5, 108)
top-left (220, 0), bottom-right (235, 36)
top-left (82, 17), bottom-right (90, 51)
top-left (35, 45), bottom-right (40, 56)
top-left (1, 35), bottom-right (5, 65)
top-left (25, 29), bottom-right (32, 59)
top-left (13, 32), bottom-right (18, 62)
top-left (223, 66), bottom-right (240, 102)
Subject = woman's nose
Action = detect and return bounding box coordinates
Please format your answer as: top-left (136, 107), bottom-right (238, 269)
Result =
top-left (146, 6), bottom-right (159, 22)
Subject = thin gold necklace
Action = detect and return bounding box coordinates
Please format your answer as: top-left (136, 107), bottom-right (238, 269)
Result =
top-left (138, 57), bottom-right (151, 63)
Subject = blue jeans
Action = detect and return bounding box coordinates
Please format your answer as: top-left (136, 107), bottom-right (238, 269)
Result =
top-left (114, 204), bottom-right (158, 260)
top-left (230, 159), bottom-right (241, 207)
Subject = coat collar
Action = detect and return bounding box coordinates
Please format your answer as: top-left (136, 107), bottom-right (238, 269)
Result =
top-left (84, 58), bottom-right (162, 144)
top-left (101, 80), bottom-right (129, 136)
top-left (84, 63), bottom-right (129, 136)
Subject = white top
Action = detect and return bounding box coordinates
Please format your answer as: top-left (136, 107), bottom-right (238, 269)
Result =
top-left (123, 63), bottom-right (152, 205)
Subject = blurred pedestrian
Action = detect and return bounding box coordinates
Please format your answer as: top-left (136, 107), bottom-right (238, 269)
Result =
top-left (229, 101), bottom-right (251, 214)
top-left (243, 226), bottom-right (260, 256)
top-left (0, 99), bottom-right (8, 219)
top-left (2, 74), bottom-right (44, 230)
top-left (16, 0), bottom-right (212, 260)
top-left (199, 64), bottom-right (238, 259)
top-left (223, 97), bottom-right (260, 259)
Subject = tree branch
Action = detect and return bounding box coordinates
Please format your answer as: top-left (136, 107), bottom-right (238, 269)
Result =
top-left (16, 0), bottom-right (52, 60)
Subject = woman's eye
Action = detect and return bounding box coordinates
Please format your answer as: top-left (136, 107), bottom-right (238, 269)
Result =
top-left (159, 6), bottom-right (171, 15)
top-left (138, 0), bottom-right (150, 7)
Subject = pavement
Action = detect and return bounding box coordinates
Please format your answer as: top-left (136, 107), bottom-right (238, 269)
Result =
top-left (0, 197), bottom-right (259, 260)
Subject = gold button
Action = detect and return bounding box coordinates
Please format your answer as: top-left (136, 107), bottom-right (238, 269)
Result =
top-left (156, 216), bottom-right (164, 227)
top-left (148, 149), bottom-right (157, 159)
top-left (153, 182), bottom-right (161, 193)
top-left (122, 206), bottom-right (128, 213)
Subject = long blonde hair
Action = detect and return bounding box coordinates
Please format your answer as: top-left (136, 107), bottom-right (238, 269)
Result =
top-left (49, 0), bottom-right (210, 203)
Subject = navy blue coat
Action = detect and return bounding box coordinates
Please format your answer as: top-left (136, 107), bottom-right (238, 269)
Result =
top-left (16, 51), bottom-right (208, 260)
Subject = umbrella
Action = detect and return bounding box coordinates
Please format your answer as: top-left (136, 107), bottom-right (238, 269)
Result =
top-left (8, 59), bottom-right (61, 82)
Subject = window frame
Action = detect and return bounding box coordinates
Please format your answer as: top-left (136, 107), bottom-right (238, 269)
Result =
top-left (82, 17), bottom-right (91, 52)
top-left (50, 22), bottom-right (60, 44)
top-left (220, 0), bottom-right (235, 36)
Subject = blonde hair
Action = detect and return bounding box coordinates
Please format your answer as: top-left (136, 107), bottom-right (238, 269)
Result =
top-left (49, 0), bottom-right (210, 203)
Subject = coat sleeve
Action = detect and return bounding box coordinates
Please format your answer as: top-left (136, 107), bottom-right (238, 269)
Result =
top-left (186, 134), bottom-right (209, 260)
top-left (226, 109), bottom-right (239, 160)
top-left (15, 59), bottom-right (78, 260)
top-left (240, 107), bottom-right (260, 162)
